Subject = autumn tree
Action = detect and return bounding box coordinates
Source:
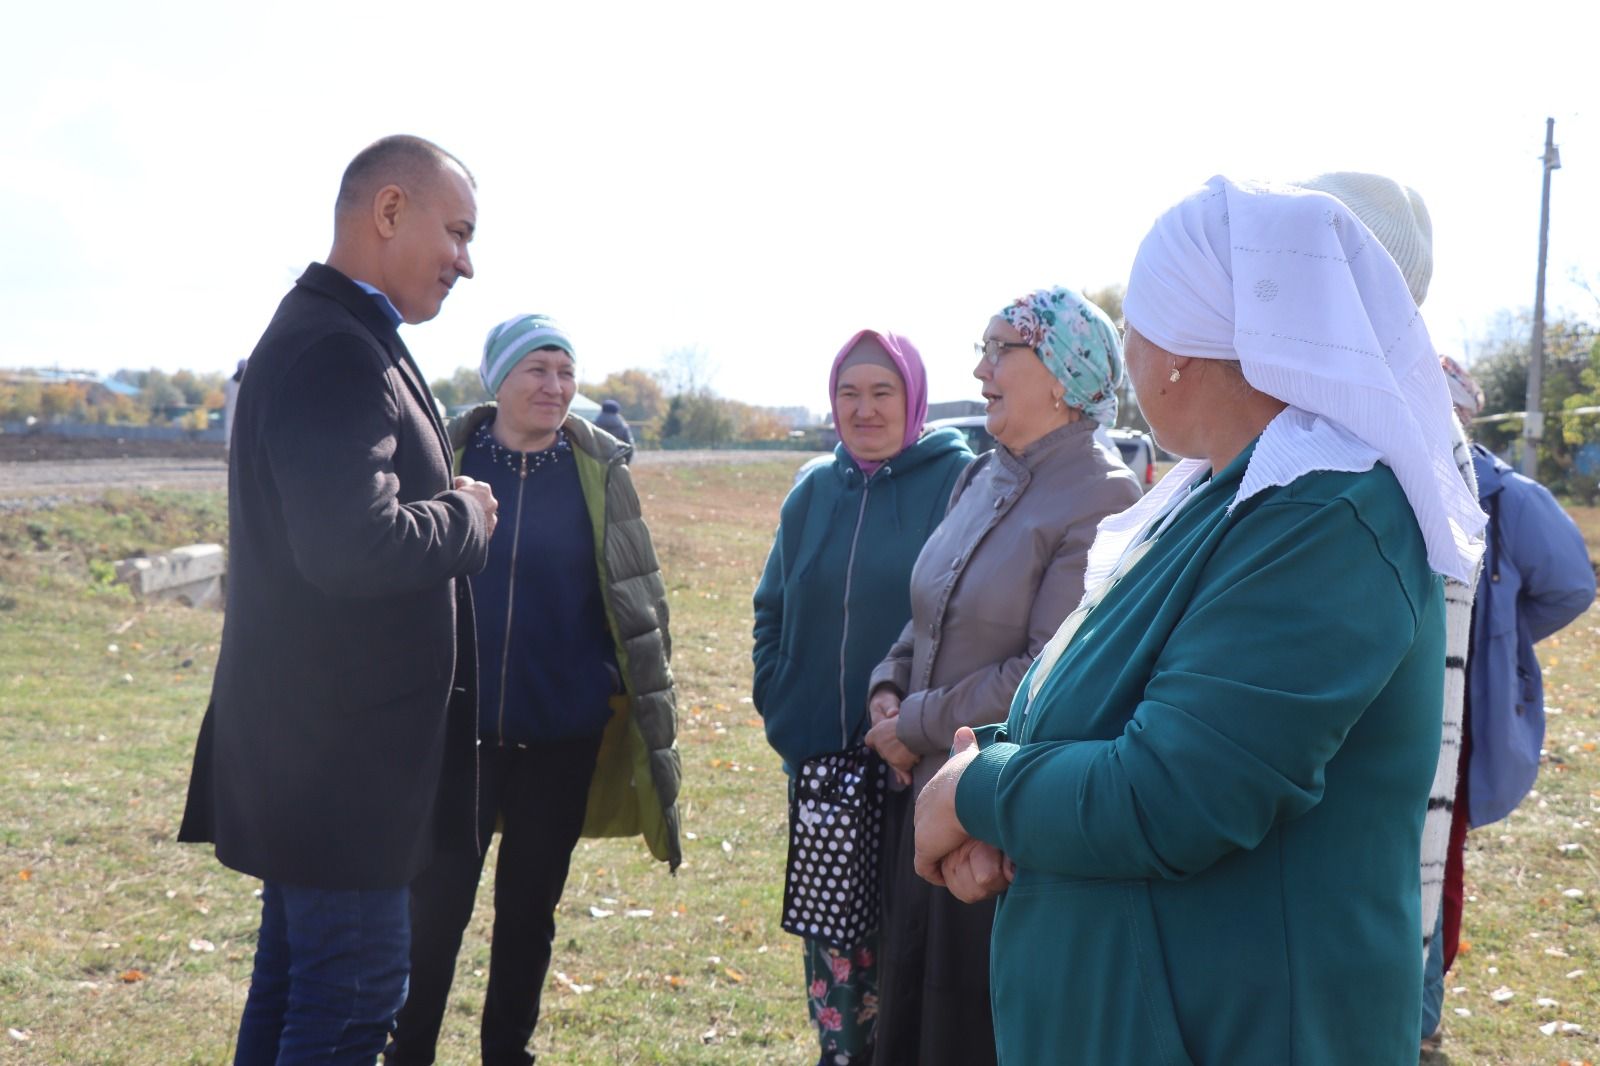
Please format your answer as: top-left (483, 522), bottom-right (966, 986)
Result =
top-left (429, 366), bottom-right (489, 411)
top-left (581, 368), bottom-right (666, 423)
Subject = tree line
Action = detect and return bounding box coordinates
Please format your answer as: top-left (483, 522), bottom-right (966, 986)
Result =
top-left (429, 350), bottom-right (816, 449)
top-left (0, 368), bottom-right (228, 430)
top-left (7, 298), bottom-right (1599, 488)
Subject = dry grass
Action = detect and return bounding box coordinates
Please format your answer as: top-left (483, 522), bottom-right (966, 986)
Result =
top-left (0, 476), bottom-right (1596, 1063)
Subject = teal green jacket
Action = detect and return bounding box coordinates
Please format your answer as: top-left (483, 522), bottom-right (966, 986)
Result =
top-left (956, 446), bottom-right (1444, 1065)
top-left (752, 430), bottom-right (972, 772)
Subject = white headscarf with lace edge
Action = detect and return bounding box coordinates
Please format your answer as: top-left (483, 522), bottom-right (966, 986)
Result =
top-left (1099, 175), bottom-right (1485, 588)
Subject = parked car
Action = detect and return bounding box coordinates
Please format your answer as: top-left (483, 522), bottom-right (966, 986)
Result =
top-left (924, 415), bottom-right (1159, 490)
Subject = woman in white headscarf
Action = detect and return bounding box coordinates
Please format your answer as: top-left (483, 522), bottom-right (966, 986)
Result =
top-left (911, 176), bottom-right (1485, 1065)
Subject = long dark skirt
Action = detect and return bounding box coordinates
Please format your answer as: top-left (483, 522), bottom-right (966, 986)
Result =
top-left (872, 788), bottom-right (998, 1066)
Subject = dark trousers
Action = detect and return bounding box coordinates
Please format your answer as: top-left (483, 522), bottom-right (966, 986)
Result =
top-left (388, 734), bottom-right (603, 1066)
top-left (1442, 720), bottom-right (1473, 972)
top-left (235, 881), bottom-right (411, 1066)
top-left (872, 789), bottom-right (998, 1066)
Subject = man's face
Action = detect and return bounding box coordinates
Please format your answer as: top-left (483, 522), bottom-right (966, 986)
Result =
top-left (385, 166), bottom-right (476, 324)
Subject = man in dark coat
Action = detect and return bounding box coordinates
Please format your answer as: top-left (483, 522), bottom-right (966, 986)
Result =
top-left (178, 134), bottom-right (498, 1063)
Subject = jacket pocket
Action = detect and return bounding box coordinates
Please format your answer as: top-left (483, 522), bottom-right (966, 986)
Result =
top-left (992, 877), bottom-right (1194, 1065)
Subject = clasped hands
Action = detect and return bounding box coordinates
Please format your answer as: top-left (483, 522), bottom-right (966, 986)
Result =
top-left (912, 726), bottom-right (1014, 903)
top-left (864, 686), bottom-right (919, 787)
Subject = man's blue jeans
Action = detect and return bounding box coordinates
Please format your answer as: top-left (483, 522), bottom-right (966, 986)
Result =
top-left (234, 881), bottom-right (411, 1065)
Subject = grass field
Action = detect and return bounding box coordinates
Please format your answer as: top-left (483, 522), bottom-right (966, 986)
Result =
top-left (1, 464), bottom-right (1597, 1064)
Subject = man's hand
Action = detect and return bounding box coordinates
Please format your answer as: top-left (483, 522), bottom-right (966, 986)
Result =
top-left (913, 726), bottom-right (982, 887)
top-left (454, 476), bottom-right (499, 538)
top-left (865, 714), bottom-right (919, 787)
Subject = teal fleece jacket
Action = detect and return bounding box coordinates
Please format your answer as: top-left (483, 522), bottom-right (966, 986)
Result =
top-left (956, 446), bottom-right (1444, 1065)
top-left (752, 429), bottom-right (972, 773)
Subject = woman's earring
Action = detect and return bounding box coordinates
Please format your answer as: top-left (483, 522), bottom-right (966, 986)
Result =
top-left (1168, 367), bottom-right (1181, 383)
top-left (1054, 395), bottom-right (1064, 410)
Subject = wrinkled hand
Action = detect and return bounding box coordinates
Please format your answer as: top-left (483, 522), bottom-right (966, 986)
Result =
top-left (935, 838), bottom-right (1015, 903)
top-left (455, 476), bottom-right (499, 538)
top-left (865, 715), bottom-right (919, 787)
top-left (868, 686), bottom-right (902, 727)
top-left (913, 726), bottom-right (982, 887)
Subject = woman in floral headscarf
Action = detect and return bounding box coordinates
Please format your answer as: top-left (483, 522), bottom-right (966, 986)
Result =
top-left (864, 287), bottom-right (1141, 1066)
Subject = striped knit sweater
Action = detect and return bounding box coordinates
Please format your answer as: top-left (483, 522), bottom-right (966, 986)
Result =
top-left (1420, 419), bottom-right (1480, 961)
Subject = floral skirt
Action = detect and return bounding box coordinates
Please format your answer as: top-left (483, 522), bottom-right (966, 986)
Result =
top-left (802, 935), bottom-right (879, 1064)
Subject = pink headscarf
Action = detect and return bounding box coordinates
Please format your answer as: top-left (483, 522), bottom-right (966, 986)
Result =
top-left (828, 329), bottom-right (929, 477)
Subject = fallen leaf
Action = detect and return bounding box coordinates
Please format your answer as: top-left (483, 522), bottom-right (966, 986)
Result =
top-left (120, 969), bottom-right (145, 983)
top-left (188, 938), bottom-right (215, 953)
top-left (552, 971), bottom-right (594, 994)
top-left (588, 907), bottom-right (614, 919)
top-left (724, 966), bottom-right (746, 983)
top-left (1566, 969), bottom-right (1586, 979)
top-left (17, 869), bottom-right (31, 882)
top-left (1490, 986), bottom-right (1515, 1003)
top-left (7, 1029), bottom-right (30, 1043)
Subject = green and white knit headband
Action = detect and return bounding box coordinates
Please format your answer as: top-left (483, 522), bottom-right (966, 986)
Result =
top-left (480, 314), bottom-right (575, 397)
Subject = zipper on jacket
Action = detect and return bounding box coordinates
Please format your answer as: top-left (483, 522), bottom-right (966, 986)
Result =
top-left (496, 452), bottom-right (530, 746)
top-left (837, 466), bottom-right (883, 748)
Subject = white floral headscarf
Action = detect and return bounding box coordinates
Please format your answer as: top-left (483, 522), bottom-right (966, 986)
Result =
top-left (999, 287), bottom-right (1123, 427)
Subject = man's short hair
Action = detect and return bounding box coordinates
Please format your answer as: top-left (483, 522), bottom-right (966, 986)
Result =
top-left (334, 135), bottom-right (475, 217)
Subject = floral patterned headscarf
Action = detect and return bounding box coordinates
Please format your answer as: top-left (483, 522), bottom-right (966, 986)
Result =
top-left (1439, 355), bottom-right (1483, 420)
top-left (998, 286), bottom-right (1123, 427)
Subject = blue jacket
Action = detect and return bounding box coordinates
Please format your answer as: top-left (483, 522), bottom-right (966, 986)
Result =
top-left (1467, 444), bottom-right (1595, 826)
top-left (751, 430), bottom-right (972, 773)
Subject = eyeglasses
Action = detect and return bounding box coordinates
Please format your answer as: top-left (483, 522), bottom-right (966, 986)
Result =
top-left (974, 339), bottom-right (1035, 366)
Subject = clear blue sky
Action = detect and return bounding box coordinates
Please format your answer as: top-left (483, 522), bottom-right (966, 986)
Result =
top-left (2, 1), bottom-right (1595, 413)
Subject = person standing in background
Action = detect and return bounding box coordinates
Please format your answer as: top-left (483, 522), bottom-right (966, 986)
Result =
top-left (593, 398), bottom-right (634, 454)
top-left (1421, 356), bottom-right (1594, 1047)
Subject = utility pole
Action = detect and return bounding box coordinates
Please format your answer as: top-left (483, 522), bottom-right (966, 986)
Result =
top-left (1523, 117), bottom-right (1561, 476)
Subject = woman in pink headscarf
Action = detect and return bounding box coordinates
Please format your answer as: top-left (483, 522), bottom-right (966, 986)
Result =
top-left (752, 330), bottom-right (973, 1065)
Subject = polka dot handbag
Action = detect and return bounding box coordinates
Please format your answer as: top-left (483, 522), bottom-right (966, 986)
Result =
top-left (780, 744), bottom-right (889, 950)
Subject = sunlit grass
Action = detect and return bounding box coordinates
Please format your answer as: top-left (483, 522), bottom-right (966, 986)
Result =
top-left (0, 475), bottom-right (1595, 1063)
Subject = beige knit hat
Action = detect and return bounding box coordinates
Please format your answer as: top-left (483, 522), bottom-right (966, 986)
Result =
top-left (1299, 171), bottom-right (1434, 305)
